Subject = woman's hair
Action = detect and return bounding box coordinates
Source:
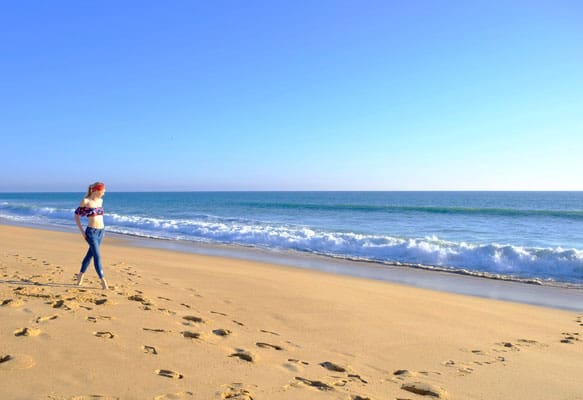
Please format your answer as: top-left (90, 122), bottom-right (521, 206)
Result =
top-left (85, 182), bottom-right (106, 198)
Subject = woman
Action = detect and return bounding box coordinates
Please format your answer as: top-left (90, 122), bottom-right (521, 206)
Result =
top-left (74, 182), bottom-right (108, 290)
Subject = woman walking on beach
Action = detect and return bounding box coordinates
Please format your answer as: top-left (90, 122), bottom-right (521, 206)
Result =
top-left (74, 182), bottom-right (108, 290)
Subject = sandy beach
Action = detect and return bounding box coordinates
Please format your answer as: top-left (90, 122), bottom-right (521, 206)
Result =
top-left (1, 224), bottom-right (582, 400)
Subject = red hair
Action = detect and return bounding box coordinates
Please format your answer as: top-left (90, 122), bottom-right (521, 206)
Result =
top-left (91, 183), bottom-right (106, 192)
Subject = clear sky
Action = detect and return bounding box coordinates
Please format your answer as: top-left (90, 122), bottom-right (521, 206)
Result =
top-left (1, 1), bottom-right (581, 191)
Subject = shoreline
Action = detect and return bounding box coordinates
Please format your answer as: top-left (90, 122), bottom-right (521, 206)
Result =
top-left (2, 221), bottom-right (582, 311)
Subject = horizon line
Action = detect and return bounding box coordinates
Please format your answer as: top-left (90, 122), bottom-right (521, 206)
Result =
top-left (1, 189), bottom-right (582, 193)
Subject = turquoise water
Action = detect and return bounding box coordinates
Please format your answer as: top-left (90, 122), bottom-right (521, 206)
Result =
top-left (1, 191), bottom-right (582, 285)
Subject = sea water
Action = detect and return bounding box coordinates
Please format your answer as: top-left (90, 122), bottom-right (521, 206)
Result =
top-left (1, 191), bottom-right (582, 286)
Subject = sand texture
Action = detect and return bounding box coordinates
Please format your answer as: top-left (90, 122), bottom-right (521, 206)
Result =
top-left (1, 225), bottom-right (582, 400)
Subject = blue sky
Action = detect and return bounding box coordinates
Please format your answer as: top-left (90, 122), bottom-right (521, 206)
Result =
top-left (1, 1), bottom-right (581, 191)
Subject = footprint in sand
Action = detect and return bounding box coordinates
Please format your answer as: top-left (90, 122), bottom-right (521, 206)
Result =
top-left (143, 345), bottom-right (158, 355)
top-left (444, 360), bottom-right (476, 376)
top-left (232, 320), bottom-right (244, 326)
top-left (183, 315), bottom-right (205, 323)
top-left (15, 286), bottom-right (51, 299)
top-left (156, 369), bottom-right (183, 379)
top-left (229, 350), bottom-right (254, 363)
top-left (392, 369), bottom-right (441, 381)
top-left (392, 369), bottom-right (416, 380)
top-left (467, 342), bottom-right (526, 357)
top-left (210, 310), bottom-right (227, 316)
top-left (320, 361), bottom-right (347, 372)
top-left (284, 340), bottom-right (301, 349)
top-left (1, 299), bottom-right (22, 307)
top-left (51, 299), bottom-right (69, 309)
top-left (86, 315), bottom-right (112, 323)
top-left (454, 344), bottom-right (516, 369)
top-left (213, 329), bottom-right (231, 337)
top-left (283, 359), bottom-right (310, 372)
top-left (0, 354), bottom-right (36, 370)
top-left (294, 377), bottom-right (334, 391)
top-left (494, 342), bottom-right (519, 351)
top-left (400, 382), bottom-right (447, 398)
top-left (143, 328), bottom-right (172, 333)
top-left (14, 327), bottom-right (41, 337)
top-left (516, 338), bottom-right (546, 347)
top-left (154, 392), bottom-right (194, 400)
top-left (182, 331), bottom-right (201, 340)
top-left (128, 294), bottom-right (154, 306)
top-left (94, 331), bottom-right (115, 339)
top-left (288, 359), bottom-right (310, 366)
top-left (157, 308), bottom-right (177, 316)
top-left (35, 315), bottom-right (58, 323)
top-left (66, 288), bottom-right (88, 294)
top-left (256, 342), bottom-right (284, 351)
top-left (560, 332), bottom-right (580, 344)
top-left (347, 374), bottom-right (368, 384)
top-left (219, 383), bottom-right (255, 400)
top-left (259, 329), bottom-right (279, 336)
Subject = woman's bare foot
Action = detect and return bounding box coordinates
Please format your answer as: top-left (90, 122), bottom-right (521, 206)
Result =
top-left (100, 278), bottom-right (109, 290)
top-left (76, 273), bottom-right (84, 286)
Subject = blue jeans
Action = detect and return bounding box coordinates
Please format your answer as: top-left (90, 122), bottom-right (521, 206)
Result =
top-left (80, 227), bottom-right (104, 279)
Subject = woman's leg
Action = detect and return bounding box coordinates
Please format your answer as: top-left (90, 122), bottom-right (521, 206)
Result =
top-left (95, 229), bottom-right (108, 289)
top-left (90, 228), bottom-right (105, 279)
top-left (77, 229), bottom-right (95, 285)
top-left (78, 231), bottom-right (94, 284)
top-left (80, 247), bottom-right (93, 274)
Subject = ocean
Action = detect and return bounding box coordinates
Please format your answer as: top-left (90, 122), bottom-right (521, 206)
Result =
top-left (1, 191), bottom-right (582, 286)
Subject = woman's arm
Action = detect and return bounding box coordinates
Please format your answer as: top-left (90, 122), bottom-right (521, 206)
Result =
top-left (74, 214), bottom-right (85, 237)
top-left (75, 200), bottom-right (88, 240)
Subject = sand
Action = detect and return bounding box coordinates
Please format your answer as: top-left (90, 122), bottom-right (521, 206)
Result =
top-left (1, 224), bottom-right (582, 400)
